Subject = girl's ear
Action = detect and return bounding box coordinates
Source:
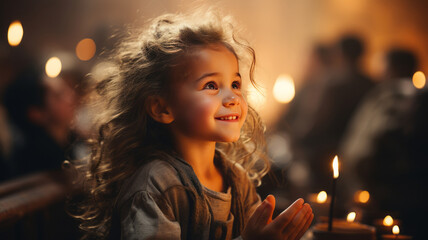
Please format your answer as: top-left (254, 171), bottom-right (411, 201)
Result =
top-left (147, 96), bottom-right (174, 124)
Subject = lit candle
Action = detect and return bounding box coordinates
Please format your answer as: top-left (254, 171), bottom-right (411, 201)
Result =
top-left (374, 215), bottom-right (402, 237)
top-left (393, 225), bottom-right (400, 237)
top-left (328, 155), bottom-right (339, 231)
top-left (381, 225), bottom-right (412, 240)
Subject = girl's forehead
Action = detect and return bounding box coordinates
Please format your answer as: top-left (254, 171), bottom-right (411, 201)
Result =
top-left (182, 44), bottom-right (237, 68)
top-left (169, 44), bottom-right (239, 82)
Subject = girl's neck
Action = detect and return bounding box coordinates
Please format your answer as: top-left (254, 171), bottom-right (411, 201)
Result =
top-left (175, 138), bottom-right (216, 175)
top-left (173, 137), bottom-right (224, 192)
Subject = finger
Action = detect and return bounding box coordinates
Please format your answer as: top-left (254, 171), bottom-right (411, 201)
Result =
top-left (283, 203), bottom-right (310, 239)
top-left (287, 204), bottom-right (313, 240)
top-left (265, 195), bottom-right (275, 224)
top-left (269, 198), bottom-right (304, 231)
top-left (246, 195), bottom-right (275, 228)
top-left (294, 212), bottom-right (314, 240)
top-left (255, 197), bottom-right (274, 226)
top-left (246, 199), bottom-right (268, 228)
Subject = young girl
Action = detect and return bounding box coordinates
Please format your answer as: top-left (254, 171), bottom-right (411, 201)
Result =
top-left (76, 10), bottom-right (313, 240)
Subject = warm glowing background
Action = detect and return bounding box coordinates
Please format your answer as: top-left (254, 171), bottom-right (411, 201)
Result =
top-left (2, 0), bottom-right (428, 127)
top-left (1, 1), bottom-right (427, 238)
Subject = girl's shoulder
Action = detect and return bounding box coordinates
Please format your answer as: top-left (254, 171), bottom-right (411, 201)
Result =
top-left (116, 157), bottom-right (183, 208)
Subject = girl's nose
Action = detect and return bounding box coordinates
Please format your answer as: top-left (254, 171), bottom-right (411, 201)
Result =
top-left (223, 93), bottom-right (240, 107)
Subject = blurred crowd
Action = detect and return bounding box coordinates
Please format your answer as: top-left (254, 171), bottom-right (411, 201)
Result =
top-left (271, 35), bottom-right (428, 238)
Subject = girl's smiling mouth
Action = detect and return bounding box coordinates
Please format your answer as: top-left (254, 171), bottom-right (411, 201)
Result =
top-left (215, 114), bottom-right (239, 121)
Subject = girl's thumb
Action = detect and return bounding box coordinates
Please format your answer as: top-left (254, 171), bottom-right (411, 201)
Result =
top-left (262, 195), bottom-right (275, 225)
top-left (265, 195), bottom-right (275, 224)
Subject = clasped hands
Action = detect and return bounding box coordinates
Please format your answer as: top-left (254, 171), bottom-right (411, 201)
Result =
top-left (242, 195), bottom-right (313, 240)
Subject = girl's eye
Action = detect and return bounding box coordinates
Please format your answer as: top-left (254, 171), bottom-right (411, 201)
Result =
top-left (232, 81), bottom-right (241, 89)
top-left (204, 82), bottom-right (218, 90)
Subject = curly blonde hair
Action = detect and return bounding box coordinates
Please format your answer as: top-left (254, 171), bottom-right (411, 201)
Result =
top-left (75, 9), bottom-right (269, 239)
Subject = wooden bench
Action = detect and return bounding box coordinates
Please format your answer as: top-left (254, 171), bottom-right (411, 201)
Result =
top-left (0, 171), bottom-right (81, 239)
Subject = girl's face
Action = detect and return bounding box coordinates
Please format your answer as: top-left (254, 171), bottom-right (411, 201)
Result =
top-left (167, 44), bottom-right (248, 143)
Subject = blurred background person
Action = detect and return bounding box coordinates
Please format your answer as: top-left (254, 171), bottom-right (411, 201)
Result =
top-left (340, 48), bottom-right (428, 238)
top-left (270, 43), bottom-right (334, 200)
top-left (3, 65), bottom-right (78, 179)
top-left (277, 34), bottom-right (374, 197)
top-left (281, 44), bottom-right (334, 147)
top-left (0, 50), bottom-right (32, 181)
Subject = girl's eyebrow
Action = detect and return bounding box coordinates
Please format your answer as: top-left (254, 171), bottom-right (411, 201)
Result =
top-left (195, 72), bottom-right (241, 82)
top-left (195, 72), bottom-right (218, 82)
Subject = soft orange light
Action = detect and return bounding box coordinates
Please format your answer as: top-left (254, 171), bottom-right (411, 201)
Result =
top-left (392, 225), bottom-right (400, 235)
top-left (317, 191), bottom-right (327, 203)
top-left (332, 155), bottom-right (339, 179)
top-left (412, 71), bottom-right (426, 89)
top-left (347, 212), bottom-right (356, 222)
top-left (76, 38), bottom-right (96, 61)
top-left (383, 215), bottom-right (393, 226)
top-left (273, 74), bottom-right (295, 103)
top-left (358, 190), bottom-right (370, 203)
top-left (8, 21), bottom-right (23, 46)
top-left (247, 84), bottom-right (267, 109)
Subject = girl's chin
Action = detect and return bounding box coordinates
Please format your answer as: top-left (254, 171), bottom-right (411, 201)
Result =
top-left (216, 135), bottom-right (241, 143)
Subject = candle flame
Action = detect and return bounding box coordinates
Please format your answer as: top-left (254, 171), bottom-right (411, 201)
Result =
top-left (332, 155), bottom-right (339, 179)
top-left (392, 225), bottom-right (400, 235)
top-left (317, 191), bottom-right (327, 203)
top-left (383, 215), bottom-right (393, 226)
top-left (347, 212), bottom-right (356, 222)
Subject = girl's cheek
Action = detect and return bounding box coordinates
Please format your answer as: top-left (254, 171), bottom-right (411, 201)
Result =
top-left (182, 97), bottom-right (216, 125)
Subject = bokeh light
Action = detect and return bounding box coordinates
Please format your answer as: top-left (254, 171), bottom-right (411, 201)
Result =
top-left (273, 75), bottom-right (295, 103)
top-left (247, 84), bottom-right (267, 109)
top-left (412, 71), bottom-right (426, 89)
top-left (392, 225), bottom-right (400, 235)
top-left (383, 215), bottom-right (394, 226)
top-left (354, 190), bottom-right (370, 203)
top-left (45, 57), bottom-right (62, 78)
top-left (347, 212), bottom-right (356, 222)
top-left (8, 21), bottom-right (24, 47)
top-left (316, 191), bottom-right (327, 203)
top-left (76, 38), bottom-right (96, 61)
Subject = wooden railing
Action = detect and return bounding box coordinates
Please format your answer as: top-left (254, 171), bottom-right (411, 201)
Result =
top-left (0, 171), bottom-right (81, 239)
